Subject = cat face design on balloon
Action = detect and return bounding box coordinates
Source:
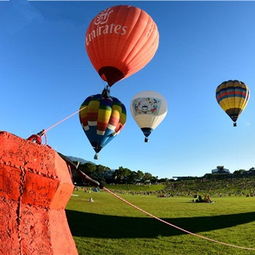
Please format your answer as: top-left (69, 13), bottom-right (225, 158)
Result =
top-left (133, 97), bottom-right (161, 115)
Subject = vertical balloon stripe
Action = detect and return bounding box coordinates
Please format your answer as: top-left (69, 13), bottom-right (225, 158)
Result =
top-left (117, 7), bottom-right (143, 75)
top-left (120, 10), bottom-right (147, 64)
top-left (87, 113), bottom-right (98, 122)
top-left (125, 16), bottom-right (158, 74)
top-left (109, 107), bottom-right (121, 127)
top-left (128, 44), bottom-right (158, 75)
top-left (79, 105), bottom-right (88, 124)
top-left (87, 100), bottom-right (100, 121)
top-left (124, 17), bottom-right (158, 68)
top-left (97, 108), bottom-right (112, 131)
top-left (120, 105), bottom-right (127, 124)
top-left (114, 102), bottom-right (126, 133)
top-left (79, 96), bottom-right (93, 127)
top-left (120, 113), bottom-right (126, 124)
top-left (112, 103), bottom-right (122, 111)
top-left (115, 123), bottom-right (123, 133)
top-left (113, 6), bottom-right (137, 72)
top-left (104, 6), bottom-right (131, 67)
top-left (242, 89), bottom-right (250, 110)
top-left (88, 100), bottom-right (100, 111)
top-left (128, 32), bottom-right (159, 71)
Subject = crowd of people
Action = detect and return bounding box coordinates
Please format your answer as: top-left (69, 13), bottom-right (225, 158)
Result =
top-left (193, 194), bottom-right (213, 203)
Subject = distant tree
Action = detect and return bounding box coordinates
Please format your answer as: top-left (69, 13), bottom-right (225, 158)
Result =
top-left (142, 172), bottom-right (153, 183)
top-left (103, 169), bottom-right (115, 184)
top-left (203, 174), bottom-right (213, 179)
top-left (233, 169), bottom-right (247, 176)
top-left (74, 163), bottom-right (97, 185)
top-left (70, 158), bottom-right (159, 186)
top-left (150, 176), bottom-right (158, 184)
top-left (127, 171), bottom-right (139, 184)
top-left (75, 163), bottom-right (111, 185)
top-left (114, 167), bottom-right (132, 184)
top-left (94, 164), bottom-right (111, 183)
top-left (82, 162), bottom-right (97, 174)
top-left (136, 170), bottom-right (144, 182)
top-left (248, 168), bottom-right (255, 175)
top-left (158, 178), bottom-right (169, 183)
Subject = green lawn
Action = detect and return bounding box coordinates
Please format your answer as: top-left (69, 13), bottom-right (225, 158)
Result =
top-left (105, 184), bottom-right (166, 192)
top-left (66, 190), bottom-right (255, 255)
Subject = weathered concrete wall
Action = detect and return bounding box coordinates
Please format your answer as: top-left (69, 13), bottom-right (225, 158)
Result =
top-left (0, 131), bottom-right (78, 255)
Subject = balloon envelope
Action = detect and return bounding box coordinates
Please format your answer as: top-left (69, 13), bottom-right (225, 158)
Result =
top-left (85, 5), bottom-right (159, 86)
top-left (216, 80), bottom-right (250, 126)
top-left (130, 91), bottom-right (167, 141)
top-left (79, 94), bottom-right (126, 157)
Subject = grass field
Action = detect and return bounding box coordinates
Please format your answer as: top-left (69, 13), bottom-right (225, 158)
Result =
top-left (105, 184), bottom-right (166, 192)
top-left (66, 189), bottom-right (255, 255)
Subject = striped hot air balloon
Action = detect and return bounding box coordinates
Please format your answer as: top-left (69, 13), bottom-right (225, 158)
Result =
top-left (216, 80), bottom-right (250, 126)
top-left (85, 5), bottom-right (159, 86)
top-left (79, 93), bottom-right (126, 159)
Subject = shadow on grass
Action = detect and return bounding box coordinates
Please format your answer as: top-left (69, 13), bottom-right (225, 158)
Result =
top-left (66, 210), bottom-right (255, 238)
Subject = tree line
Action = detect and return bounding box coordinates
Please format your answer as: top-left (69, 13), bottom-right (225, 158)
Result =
top-left (202, 167), bottom-right (255, 180)
top-left (72, 162), bottom-right (161, 186)
top-left (70, 158), bottom-right (255, 187)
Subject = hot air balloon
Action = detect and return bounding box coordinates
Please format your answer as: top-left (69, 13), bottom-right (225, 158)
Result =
top-left (130, 91), bottom-right (167, 142)
top-left (85, 5), bottom-right (159, 86)
top-left (79, 91), bottom-right (126, 159)
top-left (216, 80), bottom-right (250, 126)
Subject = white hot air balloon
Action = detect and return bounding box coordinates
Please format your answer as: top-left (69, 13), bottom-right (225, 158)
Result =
top-left (130, 91), bottom-right (168, 142)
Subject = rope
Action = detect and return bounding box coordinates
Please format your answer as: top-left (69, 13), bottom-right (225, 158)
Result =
top-left (42, 85), bottom-right (110, 136)
top-left (103, 187), bottom-right (255, 251)
top-left (29, 107), bottom-right (84, 145)
top-left (44, 110), bottom-right (80, 134)
top-left (43, 107), bottom-right (85, 134)
top-left (41, 85), bottom-right (110, 136)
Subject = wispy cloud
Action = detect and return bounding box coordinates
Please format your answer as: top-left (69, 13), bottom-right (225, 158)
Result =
top-left (4, 1), bottom-right (44, 36)
top-left (245, 121), bottom-right (252, 127)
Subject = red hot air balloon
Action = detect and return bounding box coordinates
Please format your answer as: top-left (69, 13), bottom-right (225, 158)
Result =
top-left (85, 5), bottom-right (159, 86)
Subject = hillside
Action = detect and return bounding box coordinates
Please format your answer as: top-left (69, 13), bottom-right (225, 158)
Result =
top-left (164, 177), bottom-right (255, 197)
top-left (66, 155), bottom-right (255, 196)
top-left (105, 177), bottom-right (255, 197)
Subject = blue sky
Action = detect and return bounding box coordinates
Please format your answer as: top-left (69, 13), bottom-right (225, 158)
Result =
top-left (1, 1), bottom-right (255, 178)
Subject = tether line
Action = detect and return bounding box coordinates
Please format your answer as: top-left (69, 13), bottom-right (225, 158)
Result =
top-left (103, 187), bottom-right (255, 251)
top-left (37, 106), bottom-right (87, 138)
